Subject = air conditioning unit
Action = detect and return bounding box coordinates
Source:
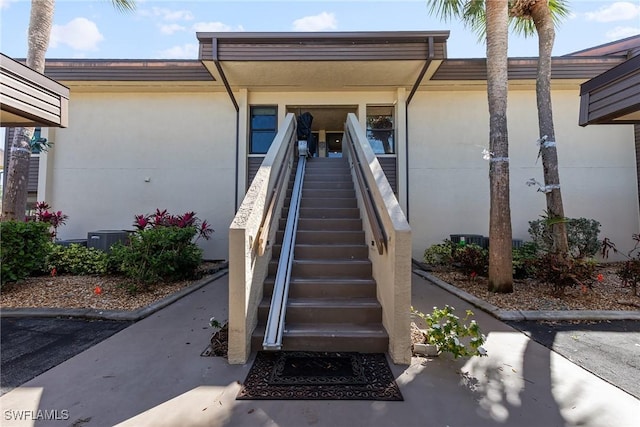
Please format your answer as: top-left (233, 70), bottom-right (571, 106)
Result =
top-left (87, 230), bottom-right (130, 252)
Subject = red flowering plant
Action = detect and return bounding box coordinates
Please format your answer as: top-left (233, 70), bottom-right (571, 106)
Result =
top-left (133, 209), bottom-right (213, 241)
top-left (601, 235), bottom-right (640, 297)
top-left (32, 201), bottom-right (69, 240)
top-left (110, 209), bottom-right (214, 284)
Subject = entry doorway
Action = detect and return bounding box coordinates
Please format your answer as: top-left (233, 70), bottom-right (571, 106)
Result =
top-left (286, 105), bottom-right (357, 158)
top-left (326, 132), bottom-right (343, 157)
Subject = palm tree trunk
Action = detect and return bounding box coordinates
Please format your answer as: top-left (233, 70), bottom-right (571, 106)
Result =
top-left (530, 1), bottom-right (569, 256)
top-left (486, 0), bottom-right (514, 292)
top-left (2, 0), bottom-right (55, 220)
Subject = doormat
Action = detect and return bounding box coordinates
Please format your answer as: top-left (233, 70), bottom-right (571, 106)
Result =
top-left (236, 351), bottom-right (403, 401)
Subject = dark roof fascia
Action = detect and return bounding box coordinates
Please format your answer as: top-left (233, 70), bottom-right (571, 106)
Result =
top-left (197, 31), bottom-right (450, 62)
top-left (432, 56), bottom-right (626, 80)
top-left (38, 59), bottom-right (215, 82)
top-left (196, 31), bottom-right (451, 43)
top-left (1, 53), bottom-right (69, 99)
top-left (580, 54), bottom-right (640, 94)
top-left (565, 34), bottom-right (640, 57)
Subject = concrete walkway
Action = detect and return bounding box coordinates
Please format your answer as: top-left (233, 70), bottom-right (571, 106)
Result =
top-left (1, 273), bottom-right (638, 427)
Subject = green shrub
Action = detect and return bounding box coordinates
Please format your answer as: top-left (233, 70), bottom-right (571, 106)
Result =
top-left (453, 244), bottom-right (488, 276)
top-left (423, 240), bottom-right (455, 267)
top-left (528, 216), bottom-right (601, 258)
top-left (512, 242), bottom-right (539, 279)
top-left (1, 221), bottom-right (51, 285)
top-left (531, 253), bottom-right (597, 295)
top-left (110, 226), bottom-right (203, 284)
top-left (602, 235), bottom-right (640, 297)
top-left (47, 244), bottom-right (108, 275)
top-left (411, 305), bottom-right (487, 359)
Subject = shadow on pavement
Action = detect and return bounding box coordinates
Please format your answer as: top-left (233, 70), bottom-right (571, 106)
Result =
top-left (507, 319), bottom-right (640, 399)
top-left (1, 317), bottom-right (132, 395)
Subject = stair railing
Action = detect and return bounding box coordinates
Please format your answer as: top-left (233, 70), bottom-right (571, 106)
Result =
top-left (228, 113), bottom-right (297, 364)
top-left (343, 112), bottom-right (412, 365)
top-left (263, 151), bottom-right (306, 350)
top-left (344, 125), bottom-right (387, 255)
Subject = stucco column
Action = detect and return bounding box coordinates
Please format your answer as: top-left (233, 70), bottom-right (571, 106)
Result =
top-left (236, 88), bottom-right (248, 210)
top-left (395, 87), bottom-right (408, 216)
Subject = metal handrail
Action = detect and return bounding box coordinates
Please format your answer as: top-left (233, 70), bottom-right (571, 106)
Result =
top-left (263, 153), bottom-right (306, 350)
top-left (344, 125), bottom-right (387, 255)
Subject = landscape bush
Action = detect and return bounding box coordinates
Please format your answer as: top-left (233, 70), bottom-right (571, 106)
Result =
top-left (1, 221), bottom-right (51, 285)
top-left (411, 305), bottom-right (487, 358)
top-left (528, 216), bottom-right (601, 258)
top-left (530, 253), bottom-right (597, 295)
top-left (452, 243), bottom-right (488, 276)
top-left (423, 240), bottom-right (455, 267)
top-left (47, 243), bottom-right (109, 276)
top-left (110, 209), bottom-right (213, 284)
top-left (602, 235), bottom-right (640, 297)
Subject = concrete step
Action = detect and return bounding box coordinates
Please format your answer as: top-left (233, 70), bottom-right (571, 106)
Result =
top-left (280, 218), bottom-right (362, 231)
top-left (263, 277), bottom-right (377, 299)
top-left (272, 243), bottom-right (368, 259)
top-left (258, 297), bottom-right (382, 323)
top-left (276, 230), bottom-right (365, 245)
top-left (268, 259), bottom-right (372, 277)
top-left (302, 189), bottom-right (355, 199)
top-left (252, 323), bottom-right (389, 353)
top-left (300, 198), bottom-right (357, 209)
top-left (285, 207), bottom-right (360, 219)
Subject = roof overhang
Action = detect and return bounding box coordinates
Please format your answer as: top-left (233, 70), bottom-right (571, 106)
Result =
top-left (579, 54), bottom-right (640, 126)
top-left (196, 31), bottom-right (450, 97)
top-left (1, 53), bottom-right (70, 128)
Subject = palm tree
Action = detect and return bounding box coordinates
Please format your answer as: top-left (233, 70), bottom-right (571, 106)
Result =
top-left (509, 0), bottom-right (570, 257)
top-left (426, 0), bottom-right (514, 292)
top-left (2, 0), bottom-right (135, 221)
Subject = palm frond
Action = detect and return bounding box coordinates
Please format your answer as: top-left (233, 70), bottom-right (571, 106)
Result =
top-left (111, 0), bottom-right (136, 13)
top-left (425, 0), bottom-right (468, 22)
top-left (510, 0), bottom-right (571, 37)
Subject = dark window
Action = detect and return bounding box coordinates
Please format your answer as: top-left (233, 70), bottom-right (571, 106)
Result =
top-left (250, 106), bottom-right (277, 154)
top-left (366, 106), bottom-right (394, 154)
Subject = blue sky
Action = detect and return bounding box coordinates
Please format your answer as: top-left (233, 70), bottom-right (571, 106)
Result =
top-left (0, 0), bottom-right (639, 60)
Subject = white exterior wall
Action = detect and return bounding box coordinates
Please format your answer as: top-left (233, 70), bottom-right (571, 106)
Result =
top-left (44, 91), bottom-right (236, 260)
top-left (408, 87), bottom-right (639, 260)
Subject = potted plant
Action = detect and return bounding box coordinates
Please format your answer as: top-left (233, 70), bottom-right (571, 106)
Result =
top-left (411, 305), bottom-right (487, 358)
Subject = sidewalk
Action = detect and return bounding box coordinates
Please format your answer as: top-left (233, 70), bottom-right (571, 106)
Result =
top-left (1, 273), bottom-right (638, 427)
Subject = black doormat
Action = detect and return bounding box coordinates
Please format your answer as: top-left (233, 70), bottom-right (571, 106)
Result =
top-left (236, 351), bottom-right (403, 401)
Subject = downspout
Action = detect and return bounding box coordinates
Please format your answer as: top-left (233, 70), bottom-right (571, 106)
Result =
top-left (211, 37), bottom-right (241, 209)
top-left (404, 36), bottom-right (435, 222)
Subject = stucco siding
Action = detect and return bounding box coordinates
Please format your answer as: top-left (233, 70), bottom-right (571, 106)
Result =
top-left (46, 91), bottom-right (236, 260)
top-left (408, 88), bottom-right (638, 260)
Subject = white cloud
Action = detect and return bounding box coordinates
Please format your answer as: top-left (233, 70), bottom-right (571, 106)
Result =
top-left (192, 22), bottom-right (244, 32)
top-left (292, 12), bottom-right (337, 31)
top-left (0, 0), bottom-right (15, 9)
top-left (145, 7), bottom-right (194, 21)
top-left (50, 18), bottom-right (104, 51)
top-left (159, 23), bottom-right (186, 35)
top-left (605, 26), bottom-right (640, 40)
top-left (585, 2), bottom-right (640, 22)
top-left (156, 43), bottom-right (198, 59)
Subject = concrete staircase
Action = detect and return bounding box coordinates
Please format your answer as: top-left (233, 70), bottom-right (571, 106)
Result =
top-left (252, 157), bottom-right (389, 352)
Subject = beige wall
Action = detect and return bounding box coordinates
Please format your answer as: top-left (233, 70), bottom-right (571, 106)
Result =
top-left (408, 87), bottom-right (639, 260)
top-left (39, 84), bottom-right (639, 262)
top-left (44, 91), bottom-right (236, 260)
